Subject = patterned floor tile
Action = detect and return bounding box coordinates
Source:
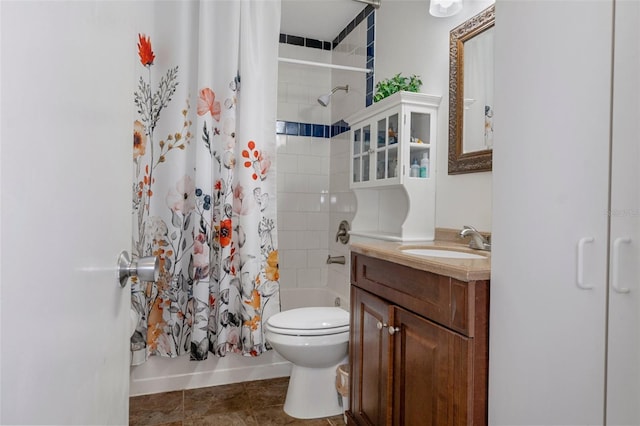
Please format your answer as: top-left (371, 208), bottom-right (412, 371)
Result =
top-left (130, 377), bottom-right (345, 426)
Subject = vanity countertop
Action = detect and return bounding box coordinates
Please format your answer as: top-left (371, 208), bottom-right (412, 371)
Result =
top-left (350, 240), bottom-right (491, 282)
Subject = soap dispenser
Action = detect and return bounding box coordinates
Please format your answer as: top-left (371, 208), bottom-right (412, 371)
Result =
top-left (410, 158), bottom-right (420, 177)
top-left (419, 153), bottom-right (429, 178)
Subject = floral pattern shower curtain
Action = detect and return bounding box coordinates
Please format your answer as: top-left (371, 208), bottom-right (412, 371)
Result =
top-left (130, 0), bottom-right (280, 364)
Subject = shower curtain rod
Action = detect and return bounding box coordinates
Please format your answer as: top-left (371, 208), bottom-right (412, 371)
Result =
top-left (278, 57), bottom-right (373, 74)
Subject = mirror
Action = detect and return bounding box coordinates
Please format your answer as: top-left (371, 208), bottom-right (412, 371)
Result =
top-left (448, 5), bottom-right (495, 174)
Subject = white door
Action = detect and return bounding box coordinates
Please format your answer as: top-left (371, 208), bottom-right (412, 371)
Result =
top-left (1, 2), bottom-right (144, 424)
top-left (491, 1), bottom-right (613, 424)
top-left (607, 1), bottom-right (640, 424)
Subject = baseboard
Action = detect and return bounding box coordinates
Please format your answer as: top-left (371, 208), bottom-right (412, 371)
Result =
top-left (129, 353), bottom-right (292, 396)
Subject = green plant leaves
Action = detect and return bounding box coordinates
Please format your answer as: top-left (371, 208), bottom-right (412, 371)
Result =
top-left (373, 73), bottom-right (423, 102)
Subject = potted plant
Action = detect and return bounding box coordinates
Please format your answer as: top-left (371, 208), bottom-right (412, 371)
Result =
top-left (373, 73), bottom-right (423, 102)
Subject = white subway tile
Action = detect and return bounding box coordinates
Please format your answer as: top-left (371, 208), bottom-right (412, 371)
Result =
top-left (296, 231), bottom-right (321, 249)
top-left (276, 171), bottom-right (285, 189)
top-left (283, 173), bottom-right (309, 193)
top-left (278, 154), bottom-right (299, 173)
top-left (309, 138), bottom-right (330, 157)
top-left (307, 249), bottom-right (328, 267)
top-left (299, 193), bottom-right (322, 212)
top-left (276, 134), bottom-right (288, 154)
top-left (298, 104), bottom-right (325, 124)
top-left (278, 230), bottom-right (298, 249)
top-left (278, 268), bottom-right (298, 290)
top-left (298, 155), bottom-right (325, 175)
top-left (279, 212), bottom-right (307, 230)
top-left (296, 269), bottom-right (325, 288)
top-left (287, 136), bottom-right (312, 155)
top-left (306, 212), bottom-right (329, 231)
top-left (277, 102), bottom-right (300, 122)
top-left (287, 83), bottom-right (309, 105)
top-left (308, 175), bottom-right (329, 193)
top-left (277, 192), bottom-right (295, 212)
top-left (281, 248), bottom-right (307, 268)
top-left (277, 82), bottom-right (288, 103)
top-left (329, 171), bottom-right (351, 193)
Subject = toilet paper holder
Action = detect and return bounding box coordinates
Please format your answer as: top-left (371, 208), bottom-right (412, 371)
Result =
top-left (117, 251), bottom-right (160, 287)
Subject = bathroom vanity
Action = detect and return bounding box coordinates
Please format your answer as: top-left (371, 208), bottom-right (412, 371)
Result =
top-left (346, 241), bottom-right (490, 426)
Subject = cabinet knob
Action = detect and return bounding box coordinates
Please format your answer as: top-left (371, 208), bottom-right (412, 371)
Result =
top-left (388, 326), bottom-right (401, 335)
top-left (376, 321), bottom-right (387, 330)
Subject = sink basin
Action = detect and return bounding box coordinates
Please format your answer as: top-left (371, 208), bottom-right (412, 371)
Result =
top-left (401, 248), bottom-right (487, 260)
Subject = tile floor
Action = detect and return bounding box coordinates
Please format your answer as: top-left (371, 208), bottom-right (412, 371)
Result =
top-left (129, 376), bottom-right (347, 426)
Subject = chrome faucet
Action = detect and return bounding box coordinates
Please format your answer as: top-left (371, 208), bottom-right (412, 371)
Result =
top-left (460, 225), bottom-right (491, 251)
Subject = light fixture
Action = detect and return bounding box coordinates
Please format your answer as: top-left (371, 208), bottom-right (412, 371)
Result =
top-left (429, 0), bottom-right (463, 17)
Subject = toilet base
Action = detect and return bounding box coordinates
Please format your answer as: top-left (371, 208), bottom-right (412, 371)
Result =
top-left (283, 357), bottom-right (347, 419)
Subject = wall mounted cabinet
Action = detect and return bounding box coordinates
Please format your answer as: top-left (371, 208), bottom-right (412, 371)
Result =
top-left (346, 92), bottom-right (441, 241)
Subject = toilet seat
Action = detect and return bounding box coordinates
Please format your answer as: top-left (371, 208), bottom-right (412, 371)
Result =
top-left (266, 307), bottom-right (349, 336)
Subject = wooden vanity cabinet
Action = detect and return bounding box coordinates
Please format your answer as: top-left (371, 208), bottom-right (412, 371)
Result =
top-left (347, 253), bottom-right (489, 426)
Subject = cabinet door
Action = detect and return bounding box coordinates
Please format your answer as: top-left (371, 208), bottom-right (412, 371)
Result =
top-left (390, 306), bottom-right (469, 426)
top-left (607, 1), bottom-right (640, 423)
top-left (491, 1), bottom-right (612, 424)
top-left (405, 107), bottom-right (434, 180)
top-left (352, 124), bottom-right (372, 185)
top-left (350, 287), bottom-right (391, 426)
top-left (375, 112), bottom-right (400, 182)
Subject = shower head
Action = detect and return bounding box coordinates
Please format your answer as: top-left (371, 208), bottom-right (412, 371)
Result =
top-left (317, 85), bottom-right (349, 107)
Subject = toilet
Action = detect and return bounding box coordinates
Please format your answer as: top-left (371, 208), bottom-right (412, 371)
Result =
top-left (265, 306), bottom-right (350, 419)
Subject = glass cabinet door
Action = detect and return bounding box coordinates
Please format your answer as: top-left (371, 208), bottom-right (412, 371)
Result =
top-left (387, 114), bottom-right (399, 179)
top-left (362, 125), bottom-right (370, 182)
top-left (408, 111), bottom-right (432, 179)
top-left (353, 128), bottom-right (361, 183)
top-left (352, 125), bottom-right (372, 183)
top-left (374, 113), bottom-right (399, 181)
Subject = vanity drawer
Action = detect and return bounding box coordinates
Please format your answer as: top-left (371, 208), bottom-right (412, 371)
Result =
top-left (351, 252), bottom-right (477, 336)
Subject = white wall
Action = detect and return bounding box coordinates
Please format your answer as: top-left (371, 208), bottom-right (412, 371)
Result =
top-left (374, 0), bottom-right (494, 232)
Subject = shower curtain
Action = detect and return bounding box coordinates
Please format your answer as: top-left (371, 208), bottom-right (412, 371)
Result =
top-left (130, 0), bottom-right (281, 364)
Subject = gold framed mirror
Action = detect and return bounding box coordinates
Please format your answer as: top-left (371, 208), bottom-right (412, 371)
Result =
top-left (448, 4), bottom-right (495, 174)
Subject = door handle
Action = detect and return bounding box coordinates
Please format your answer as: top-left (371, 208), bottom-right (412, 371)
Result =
top-left (612, 237), bottom-right (631, 294)
top-left (576, 237), bottom-right (594, 290)
top-left (117, 251), bottom-right (159, 287)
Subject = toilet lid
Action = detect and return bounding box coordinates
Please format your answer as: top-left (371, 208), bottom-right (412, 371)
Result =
top-left (267, 307), bottom-right (349, 331)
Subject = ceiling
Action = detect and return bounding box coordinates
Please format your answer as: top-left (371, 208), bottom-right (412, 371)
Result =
top-left (280, 0), bottom-right (370, 42)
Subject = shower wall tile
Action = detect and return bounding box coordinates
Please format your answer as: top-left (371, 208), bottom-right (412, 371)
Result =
top-left (278, 268), bottom-right (297, 290)
top-left (306, 212), bottom-right (329, 231)
top-left (308, 175), bottom-right (329, 194)
top-left (297, 155), bottom-right (325, 175)
top-left (276, 7), bottom-right (374, 294)
top-left (281, 249), bottom-right (307, 269)
top-left (276, 154), bottom-right (298, 173)
top-left (307, 249), bottom-right (328, 268)
top-left (282, 173), bottom-right (308, 193)
top-left (309, 137), bottom-right (330, 156)
top-left (278, 212), bottom-right (307, 230)
top-left (276, 133), bottom-right (329, 289)
top-left (296, 231), bottom-right (326, 250)
top-left (278, 230), bottom-right (297, 249)
top-left (296, 268), bottom-right (324, 288)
